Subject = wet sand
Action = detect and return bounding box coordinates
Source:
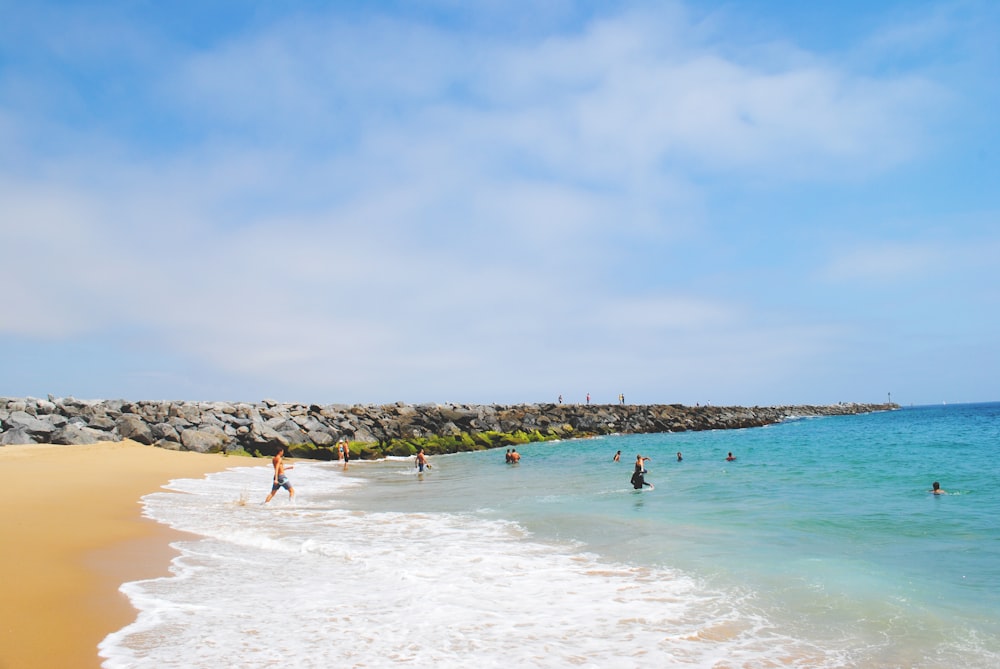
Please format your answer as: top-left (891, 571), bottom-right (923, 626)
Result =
top-left (0, 441), bottom-right (250, 669)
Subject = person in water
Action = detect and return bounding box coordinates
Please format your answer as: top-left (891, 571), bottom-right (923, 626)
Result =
top-left (264, 446), bottom-right (295, 504)
top-left (415, 448), bottom-right (431, 472)
top-left (613, 450), bottom-right (621, 462)
top-left (725, 452), bottom-right (736, 461)
top-left (509, 449), bottom-right (521, 463)
top-left (930, 481), bottom-right (946, 495)
top-left (676, 451), bottom-right (683, 462)
top-left (631, 454), bottom-right (652, 489)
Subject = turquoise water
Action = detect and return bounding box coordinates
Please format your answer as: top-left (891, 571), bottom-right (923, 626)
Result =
top-left (102, 403), bottom-right (1000, 667)
top-left (340, 403), bottom-right (1000, 666)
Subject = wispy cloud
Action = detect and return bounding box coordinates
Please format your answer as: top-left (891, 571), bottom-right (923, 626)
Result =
top-left (0, 1), bottom-right (994, 404)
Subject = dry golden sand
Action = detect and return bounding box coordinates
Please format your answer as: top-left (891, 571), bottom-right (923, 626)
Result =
top-left (0, 440), bottom-right (252, 669)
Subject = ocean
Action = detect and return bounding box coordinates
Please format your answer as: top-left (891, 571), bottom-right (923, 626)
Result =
top-left (99, 402), bottom-right (1000, 668)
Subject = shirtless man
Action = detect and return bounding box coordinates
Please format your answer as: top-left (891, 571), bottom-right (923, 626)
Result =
top-left (264, 446), bottom-right (295, 503)
top-left (415, 448), bottom-right (431, 472)
top-left (930, 481), bottom-right (946, 495)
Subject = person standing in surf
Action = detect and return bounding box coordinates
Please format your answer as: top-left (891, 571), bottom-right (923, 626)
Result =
top-left (415, 448), bottom-right (431, 472)
top-left (632, 454), bottom-right (652, 489)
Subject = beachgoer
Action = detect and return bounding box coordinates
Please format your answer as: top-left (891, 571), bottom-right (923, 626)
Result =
top-left (264, 446), bottom-right (295, 503)
top-left (677, 451), bottom-right (682, 462)
top-left (337, 438), bottom-right (345, 461)
top-left (558, 394), bottom-right (563, 404)
top-left (725, 452), bottom-right (736, 461)
top-left (930, 481), bottom-right (946, 495)
top-left (619, 393), bottom-right (624, 405)
top-left (415, 448), bottom-right (430, 472)
top-left (631, 454), bottom-right (652, 489)
top-left (613, 450), bottom-right (621, 462)
top-left (342, 440), bottom-right (351, 470)
top-left (586, 393), bottom-right (591, 405)
top-left (510, 449), bottom-right (521, 463)
top-left (505, 448), bottom-right (512, 463)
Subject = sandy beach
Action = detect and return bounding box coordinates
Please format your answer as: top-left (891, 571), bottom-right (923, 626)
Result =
top-left (0, 440), bottom-right (250, 669)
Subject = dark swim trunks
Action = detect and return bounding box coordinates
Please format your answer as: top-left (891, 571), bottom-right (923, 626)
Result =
top-left (271, 474), bottom-right (291, 492)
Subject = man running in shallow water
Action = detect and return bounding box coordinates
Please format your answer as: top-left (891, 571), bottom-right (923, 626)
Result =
top-left (264, 446), bottom-right (295, 503)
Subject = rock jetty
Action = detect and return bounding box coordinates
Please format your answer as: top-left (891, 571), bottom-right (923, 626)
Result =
top-left (1, 396), bottom-right (896, 459)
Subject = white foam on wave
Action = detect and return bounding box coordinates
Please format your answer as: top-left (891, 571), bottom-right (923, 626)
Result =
top-left (98, 463), bottom-right (875, 668)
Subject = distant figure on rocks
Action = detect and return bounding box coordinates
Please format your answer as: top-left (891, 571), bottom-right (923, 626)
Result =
top-left (264, 446), bottom-right (295, 504)
top-left (619, 393), bottom-right (625, 405)
top-left (725, 452), bottom-right (736, 462)
top-left (930, 481), bottom-right (946, 495)
top-left (586, 393), bottom-right (591, 405)
top-left (558, 394), bottom-right (563, 404)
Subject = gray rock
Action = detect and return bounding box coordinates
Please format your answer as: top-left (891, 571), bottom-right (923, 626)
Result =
top-left (5, 411), bottom-right (56, 437)
top-left (1, 426), bottom-right (36, 445)
top-left (49, 424), bottom-right (110, 445)
top-left (118, 415), bottom-right (155, 445)
top-left (150, 422), bottom-right (180, 442)
top-left (180, 426), bottom-right (229, 453)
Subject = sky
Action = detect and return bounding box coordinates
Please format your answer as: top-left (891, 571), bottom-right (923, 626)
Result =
top-left (1, 0), bottom-right (998, 407)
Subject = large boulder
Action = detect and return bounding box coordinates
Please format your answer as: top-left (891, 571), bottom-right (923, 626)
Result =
top-left (49, 424), bottom-right (110, 445)
top-left (117, 415), bottom-right (155, 445)
top-left (1, 426), bottom-right (36, 445)
top-left (4, 411), bottom-right (57, 439)
top-left (180, 426), bottom-right (228, 453)
top-left (150, 422), bottom-right (181, 443)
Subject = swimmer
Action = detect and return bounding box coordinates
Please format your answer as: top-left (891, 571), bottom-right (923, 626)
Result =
top-left (725, 452), bottom-right (736, 462)
top-left (677, 451), bottom-right (682, 462)
top-left (631, 454), bottom-right (652, 489)
top-left (930, 481), bottom-right (946, 495)
top-left (613, 450), bottom-right (621, 462)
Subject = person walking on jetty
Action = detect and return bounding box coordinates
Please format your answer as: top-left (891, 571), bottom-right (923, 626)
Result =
top-left (264, 446), bottom-right (295, 504)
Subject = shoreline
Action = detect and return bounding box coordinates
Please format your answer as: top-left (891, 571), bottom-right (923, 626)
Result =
top-left (0, 441), bottom-right (251, 669)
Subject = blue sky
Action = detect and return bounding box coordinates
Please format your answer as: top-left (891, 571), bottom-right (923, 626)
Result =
top-left (1, 0), bottom-right (997, 406)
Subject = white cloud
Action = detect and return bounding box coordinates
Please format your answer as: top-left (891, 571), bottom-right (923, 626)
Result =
top-left (0, 2), bottom-right (980, 403)
top-left (820, 241), bottom-right (944, 284)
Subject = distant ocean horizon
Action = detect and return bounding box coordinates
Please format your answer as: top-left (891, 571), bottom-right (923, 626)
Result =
top-left (101, 402), bottom-right (1000, 668)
